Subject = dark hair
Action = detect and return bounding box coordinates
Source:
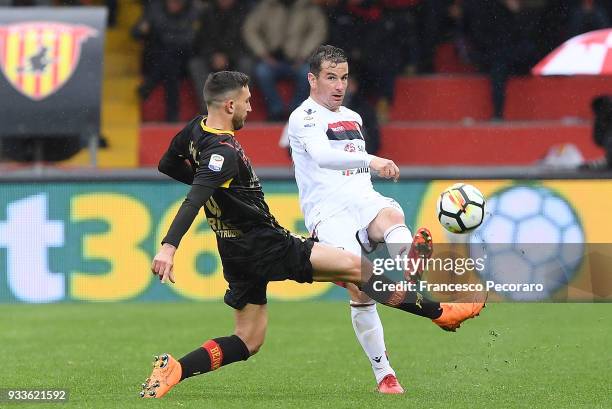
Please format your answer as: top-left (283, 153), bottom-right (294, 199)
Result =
top-left (308, 45), bottom-right (348, 77)
top-left (203, 71), bottom-right (250, 106)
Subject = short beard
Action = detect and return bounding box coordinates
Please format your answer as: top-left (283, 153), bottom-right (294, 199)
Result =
top-left (232, 117), bottom-right (244, 130)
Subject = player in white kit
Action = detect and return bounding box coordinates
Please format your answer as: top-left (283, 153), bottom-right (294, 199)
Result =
top-left (287, 45), bottom-right (429, 394)
top-left (288, 45), bottom-right (484, 394)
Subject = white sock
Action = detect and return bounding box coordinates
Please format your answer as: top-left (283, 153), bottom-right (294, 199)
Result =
top-left (383, 224), bottom-right (412, 259)
top-left (350, 303), bottom-right (395, 384)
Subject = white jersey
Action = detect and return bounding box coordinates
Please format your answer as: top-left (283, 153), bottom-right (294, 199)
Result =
top-left (288, 97), bottom-right (376, 231)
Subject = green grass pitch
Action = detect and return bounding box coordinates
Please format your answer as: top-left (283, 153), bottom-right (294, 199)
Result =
top-left (1, 302), bottom-right (610, 409)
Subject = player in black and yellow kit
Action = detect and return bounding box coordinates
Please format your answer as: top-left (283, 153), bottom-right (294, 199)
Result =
top-left (140, 71), bottom-right (484, 399)
top-left (157, 106), bottom-right (314, 309)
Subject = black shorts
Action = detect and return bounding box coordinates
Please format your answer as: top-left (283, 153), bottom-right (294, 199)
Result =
top-left (220, 227), bottom-right (316, 310)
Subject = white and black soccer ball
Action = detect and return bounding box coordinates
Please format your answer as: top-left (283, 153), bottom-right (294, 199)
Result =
top-left (437, 183), bottom-right (485, 234)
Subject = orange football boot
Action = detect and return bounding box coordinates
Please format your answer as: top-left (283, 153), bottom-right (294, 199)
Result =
top-left (140, 354), bottom-right (182, 398)
top-left (432, 293), bottom-right (487, 332)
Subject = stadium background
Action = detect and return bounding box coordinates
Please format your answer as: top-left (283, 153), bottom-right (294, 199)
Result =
top-left (0, 1), bottom-right (611, 408)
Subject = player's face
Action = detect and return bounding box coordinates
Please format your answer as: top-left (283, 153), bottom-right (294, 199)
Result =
top-left (230, 86), bottom-right (252, 130)
top-left (309, 61), bottom-right (348, 111)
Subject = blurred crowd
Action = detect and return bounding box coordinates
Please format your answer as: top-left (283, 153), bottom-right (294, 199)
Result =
top-left (129, 0), bottom-right (612, 123)
top-left (462, 0), bottom-right (612, 119)
top-left (3, 0), bottom-right (611, 123)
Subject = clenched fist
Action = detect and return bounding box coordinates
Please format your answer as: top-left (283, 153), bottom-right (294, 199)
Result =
top-left (369, 156), bottom-right (400, 181)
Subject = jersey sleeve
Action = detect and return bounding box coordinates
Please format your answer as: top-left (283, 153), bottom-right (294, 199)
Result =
top-left (288, 110), bottom-right (372, 170)
top-left (161, 184), bottom-right (215, 248)
top-left (158, 119), bottom-right (198, 185)
top-left (192, 143), bottom-right (239, 188)
top-left (166, 118), bottom-right (197, 158)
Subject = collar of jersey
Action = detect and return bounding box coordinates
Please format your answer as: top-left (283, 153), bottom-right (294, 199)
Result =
top-left (200, 117), bottom-right (234, 136)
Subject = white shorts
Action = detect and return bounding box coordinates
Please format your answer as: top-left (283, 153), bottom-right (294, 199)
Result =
top-left (311, 191), bottom-right (404, 256)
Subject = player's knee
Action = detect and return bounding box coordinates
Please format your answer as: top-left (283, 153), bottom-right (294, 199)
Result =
top-left (380, 207), bottom-right (405, 225)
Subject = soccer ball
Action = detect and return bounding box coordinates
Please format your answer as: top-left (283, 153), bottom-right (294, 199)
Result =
top-left (437, 183), bottom-right (485, 234)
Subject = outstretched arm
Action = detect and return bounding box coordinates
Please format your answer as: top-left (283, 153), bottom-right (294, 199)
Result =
top-left (305, 141), bottom-right (372, 170)
top-left (152, 184), bottom-right (215, 283)
top-left (290, 114), bottom-right (399, 180)
top-left (304, 139), bottom-right (399, 180)
top-left (152, 143), bottom-right (239, 283)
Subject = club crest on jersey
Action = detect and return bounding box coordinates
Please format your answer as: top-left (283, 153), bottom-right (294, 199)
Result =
top-left (209, 154), bottom-right (224, 172)
top-left (0, 22), bottom-right (97, 100)
top-left (326, 121), bottom-right (363, 141)
top-left (344, 143), bottom-right (356, 152)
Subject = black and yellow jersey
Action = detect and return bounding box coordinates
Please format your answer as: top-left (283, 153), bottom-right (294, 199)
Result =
top-left (160, 115), bottom-right (286, 259)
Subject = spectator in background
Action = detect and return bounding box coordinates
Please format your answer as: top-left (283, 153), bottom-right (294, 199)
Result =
top-left (381, 0), bottom-right (440, 75)
top-left (567, 0), bottom-right (609, 38)
top-left (579, 95), bottom-right (612, 170)
top-left (132, 0), bottom-right (198, 122)
top-left (375, 0), bottom-right (439, 122)
top-left (189, 0), bottom-right (252, 113)
top-left (463, 0), bottom-right (542, 120)
top-left (534, 0), bottom-right (573, 57)
top-left (321, 0), bottom-right (360, 59)
top-left (243, 0), bottom-right (327, 121)
top-left (344, 72), bottom-right (381, 154)
top-left (320, 1), bottom-right (390, 121)
top-left (322, 0), bottom-right (428, 123)
top-left (341, 1), bottom-right (393, 121)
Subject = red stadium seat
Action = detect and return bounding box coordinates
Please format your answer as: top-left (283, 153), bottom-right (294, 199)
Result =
top-left (391, 75), bottom-right (612, 121)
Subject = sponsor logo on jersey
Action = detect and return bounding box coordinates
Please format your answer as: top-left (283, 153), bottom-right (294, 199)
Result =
top-left (214, 229), bottom-right (242, 238)
top-left (344, 143), bottom-right (356, 152)
top-left (208, 153), bottom-right (224, 172)
top-left (304, 123), bottom-right (315, 128)
top-left (326, 121), bottom-right (363, 141)
top-left (304, 108), bottom-right (316, 115)
top-left (341, 167), bottom-right (370, 176)
top-left (0, 22), bottom-right (97, 100)
top-left (304, 115), bottom-right (314, 121)
top-left (205, 197), bottom-right (243, 238)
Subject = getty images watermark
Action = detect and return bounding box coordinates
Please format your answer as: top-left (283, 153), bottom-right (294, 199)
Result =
top-left (370, 254), bottom-right (546, 294)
